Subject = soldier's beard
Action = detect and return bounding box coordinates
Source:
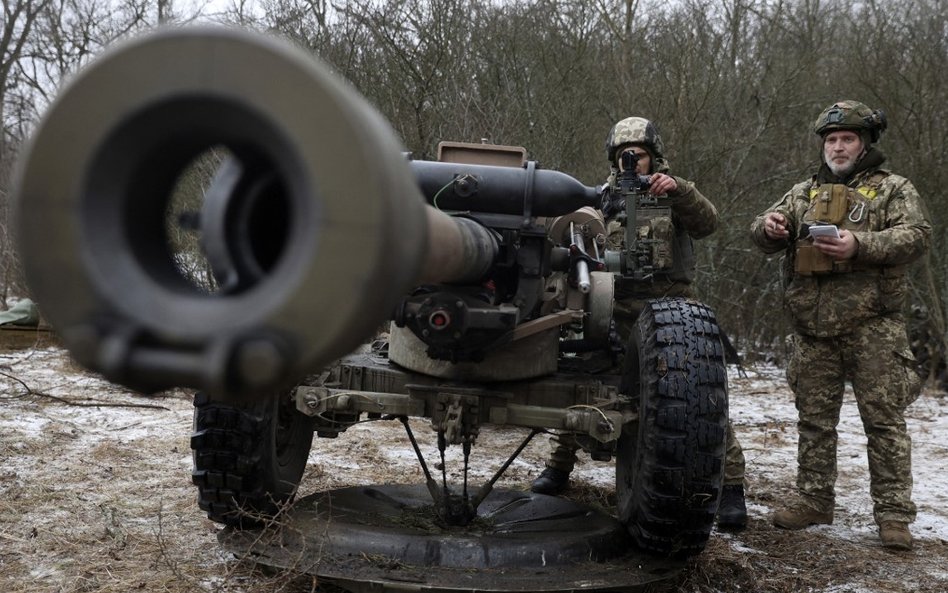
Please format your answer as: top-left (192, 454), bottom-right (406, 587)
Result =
top-left (827, 158), bottom-right (856, 177)
top-left (823, 151), bottom-right (866, 178)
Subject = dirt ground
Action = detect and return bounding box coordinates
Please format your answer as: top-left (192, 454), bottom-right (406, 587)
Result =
top-left (1, 345), bottom-right (947, 593)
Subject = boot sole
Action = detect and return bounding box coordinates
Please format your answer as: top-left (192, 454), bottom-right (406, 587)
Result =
top-left (881, 540), bottom-right (913, 551)
top-left (529, 482), bottom-right (568, 496)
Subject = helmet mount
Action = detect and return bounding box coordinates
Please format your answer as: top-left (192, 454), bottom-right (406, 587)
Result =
top-left (814, 100), bottom-right (887, 143)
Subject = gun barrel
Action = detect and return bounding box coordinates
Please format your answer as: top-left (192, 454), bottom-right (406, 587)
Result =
top-left (422, 212), bottom-right (499, 284)
top-left (13, 27), bottom-right (495, 398)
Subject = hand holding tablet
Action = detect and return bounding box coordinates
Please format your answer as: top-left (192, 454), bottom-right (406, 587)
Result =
top-left (808, 224), bottom-right (840, 239)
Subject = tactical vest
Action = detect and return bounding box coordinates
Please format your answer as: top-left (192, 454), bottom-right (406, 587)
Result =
top-left (794, 174), bottom-right (883, 276)
top-left (610, 213), bottom-right (697, 297)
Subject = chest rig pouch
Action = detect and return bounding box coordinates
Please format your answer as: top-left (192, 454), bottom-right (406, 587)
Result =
top-left (636, 205), bottom-right (675, 271)
top-left (795, 183), bottom-right (871, 276)
top-left (607, 198), bottom-right (675, 276)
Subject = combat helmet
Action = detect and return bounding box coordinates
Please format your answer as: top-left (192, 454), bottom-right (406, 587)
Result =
top-left (605, 117), bottom-right (665, 164)
top-left (813, 100), bottom-right (887, 143)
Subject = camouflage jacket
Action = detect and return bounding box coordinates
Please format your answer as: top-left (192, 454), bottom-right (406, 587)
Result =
top-left (608, 169), bottom-right (719, 299)
top-left (750, 166), bottom-right (931, 337)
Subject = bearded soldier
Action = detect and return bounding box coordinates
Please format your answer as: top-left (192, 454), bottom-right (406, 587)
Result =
top-left (531, 116), bottom-right (750, 531)
top-left (751, 100), bottom-right (931, 550)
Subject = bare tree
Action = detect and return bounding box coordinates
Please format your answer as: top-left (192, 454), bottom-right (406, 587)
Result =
top-left (0, 0), bottom-right (51, 304)
top-left (4, 0), bottom-right (946, 365)
top-left (0, 0), bottom-right (206, 304)
top-left (1, 1), bottom-right (49, 161)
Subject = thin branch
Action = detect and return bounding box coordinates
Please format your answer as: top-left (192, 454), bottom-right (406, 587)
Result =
top-left (0, 370), bottom-right (170, 410)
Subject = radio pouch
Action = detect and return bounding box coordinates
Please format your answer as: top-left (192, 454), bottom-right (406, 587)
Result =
top-left (649, 215), bottom-right (674, 270)
top-left (795, 243), bottom-right (834, 276)
top-left (810, 184), bottom-right (849, 224)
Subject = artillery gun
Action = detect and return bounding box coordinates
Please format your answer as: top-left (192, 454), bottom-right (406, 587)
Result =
top-left (14, 27), bottom-right (729, 593)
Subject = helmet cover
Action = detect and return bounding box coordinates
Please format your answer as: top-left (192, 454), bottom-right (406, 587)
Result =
top-left (813, 100), bottom-right (887, 142)
top-left (605, 117), bottom-right (665, 163)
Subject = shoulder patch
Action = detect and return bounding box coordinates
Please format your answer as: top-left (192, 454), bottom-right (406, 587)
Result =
top-left (852, 170), bottom-right (888, 199)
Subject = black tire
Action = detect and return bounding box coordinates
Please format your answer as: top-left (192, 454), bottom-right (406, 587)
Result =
top-left (191, 390), bottom-right (315, 527)
top-left (615, 297), bottom-right (728, 557)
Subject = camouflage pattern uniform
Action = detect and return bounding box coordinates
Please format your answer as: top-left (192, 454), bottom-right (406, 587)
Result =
top-left (750, 103), bottom-right (931, 524)
top-left (547, 117), bottom-right (746, 487)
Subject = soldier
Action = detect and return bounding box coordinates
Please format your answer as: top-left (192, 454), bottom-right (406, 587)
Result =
top-left (531, 116), bottom-right (749, 531)
top-left (750, 100), bottom-right (931, 550)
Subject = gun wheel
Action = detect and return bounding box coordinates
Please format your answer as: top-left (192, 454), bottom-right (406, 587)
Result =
top-left (616, 297), bottom-right (728, 557)
top-left (190, 390), bottom-right (315, 528)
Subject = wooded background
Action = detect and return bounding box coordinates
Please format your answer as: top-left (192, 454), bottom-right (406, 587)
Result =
top-left (2, 0), bottom-right (945, 370)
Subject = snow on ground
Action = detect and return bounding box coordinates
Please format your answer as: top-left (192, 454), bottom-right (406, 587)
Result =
top-left (1, 346), bottom-right (947, 592)
top-left (511, 362), bottom-right (948, 548)
top-left (727, 363), bottom-right (948, 544)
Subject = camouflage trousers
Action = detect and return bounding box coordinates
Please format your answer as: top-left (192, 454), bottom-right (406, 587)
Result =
top-left (545, 289), bottom-right (746, 486)
top-left (546, 421), bottom-right (745, 485)
top-left (787, 315), bottom-right (921, 524)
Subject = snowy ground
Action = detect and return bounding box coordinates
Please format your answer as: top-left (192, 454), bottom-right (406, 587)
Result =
top-left (1, 345), bottom-right (946, 592)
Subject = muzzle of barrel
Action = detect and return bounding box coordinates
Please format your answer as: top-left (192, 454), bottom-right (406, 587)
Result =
top-left (14, 27), bottom-right (430, 398)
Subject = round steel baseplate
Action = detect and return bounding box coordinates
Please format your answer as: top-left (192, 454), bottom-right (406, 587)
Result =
top-left (219, 484), bottom-right (684, 592)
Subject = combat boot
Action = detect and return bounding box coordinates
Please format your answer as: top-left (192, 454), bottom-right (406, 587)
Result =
top-left (716, 484), bottom-right (748, 531)
top-left (879, 521), bottom-right (913, 550)
top-left (772, 502), bottom-right (833, 530)
top-left (530, 467), bottom-right (570, 495)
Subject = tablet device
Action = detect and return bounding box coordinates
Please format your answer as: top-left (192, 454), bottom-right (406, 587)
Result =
top-left (808, 224), bottom-right (840, 239)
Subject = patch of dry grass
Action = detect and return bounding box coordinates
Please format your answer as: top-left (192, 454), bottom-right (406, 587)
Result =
top-left (650, 521), bottom-right (948, 593)
top-left (3, 349), bottom-right (948, 593)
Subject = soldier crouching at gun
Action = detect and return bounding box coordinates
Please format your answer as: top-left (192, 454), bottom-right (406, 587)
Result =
top-left (531, 116), bottom-right (750, 530)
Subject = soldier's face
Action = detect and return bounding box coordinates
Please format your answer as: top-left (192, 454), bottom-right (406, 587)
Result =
top-left (823, 130), bottom-right (864, 177)
top-left (618, 146), bottom-right (651, 175)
